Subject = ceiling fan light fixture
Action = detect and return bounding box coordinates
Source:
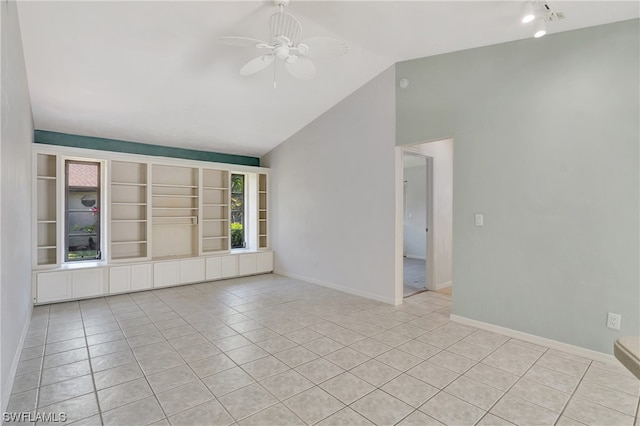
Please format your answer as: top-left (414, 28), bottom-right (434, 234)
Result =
top-left (534, 18), bottom-right (547, 37)
top-left (521, 1), bottom-right (536, 23)
top-left (274, 45), bottom-right (290, 59)
top-left (297, 43), bottom-right (309, 55)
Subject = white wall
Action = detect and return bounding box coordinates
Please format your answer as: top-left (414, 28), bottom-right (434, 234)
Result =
top-left (262, 66), bottom-right (397, 304)
top-left (403, 159), bottom-right (426, 259)
top-left (1, 0), bottom-right (34, 411)
top-left (418, 139), bottom-right (453, 288)
top-left (396, 20), bottom-right (639, 354)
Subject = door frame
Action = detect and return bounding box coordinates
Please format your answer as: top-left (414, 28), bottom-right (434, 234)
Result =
top-left (394, 146), bottom-right (435, 304)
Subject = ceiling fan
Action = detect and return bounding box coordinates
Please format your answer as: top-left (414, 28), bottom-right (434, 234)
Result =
top-left (218, 0), bottom-right (349, 84)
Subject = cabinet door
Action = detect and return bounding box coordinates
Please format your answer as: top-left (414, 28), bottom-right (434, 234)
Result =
top-left (205, 257), bottom-right (222, 280)
top-left (72, 269), bottom-right (105, 299)
top-left (37, 271), bottom-right (71, 303)
top-left (220, 256), bottom-right (238, 278)
top-left (109, 266), bottom-right (131, 294)
top-left (154, 261), bottom-right (180, 287)
top-left (238, 253), bottom-right (257, 276)
top-left (131, 263), bottom-right (152, 291)
top-left (180, 258), bottom-right (205, 284)
top-left (256, 251), bottom-right (273, 273)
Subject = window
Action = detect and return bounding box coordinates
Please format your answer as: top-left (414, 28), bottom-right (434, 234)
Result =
top-left (65, 160), bottom-right (101, 261)
top-left (230, 174), bottom-right (245, 249)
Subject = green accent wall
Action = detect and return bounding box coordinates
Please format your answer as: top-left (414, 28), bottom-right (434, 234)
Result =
top-left (34, 130), bottom-right (260, 167)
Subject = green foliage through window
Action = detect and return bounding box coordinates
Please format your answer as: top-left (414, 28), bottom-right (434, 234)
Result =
top-left (230, 174), bottom-right (245, 248)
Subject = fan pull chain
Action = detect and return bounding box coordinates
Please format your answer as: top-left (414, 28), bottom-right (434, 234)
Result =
top-left (273, 60), bottom-right (277, 89)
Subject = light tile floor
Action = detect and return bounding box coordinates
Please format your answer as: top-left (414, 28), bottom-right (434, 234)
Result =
top-left (6, 274), bottom-right (640, 426)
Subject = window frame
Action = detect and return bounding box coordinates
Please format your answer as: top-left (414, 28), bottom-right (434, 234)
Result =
top-left (230, 173), bottom-right (247, 249)
top-left (64, 159), bottom-right (103, 262)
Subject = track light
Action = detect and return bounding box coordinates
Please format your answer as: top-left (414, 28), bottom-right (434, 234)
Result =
top-left (519, 1), bottom-right (564, 39)
top-left (521, 2), bottom-right (535, 23)
top-left (534, 18), bottom-right (547, 38)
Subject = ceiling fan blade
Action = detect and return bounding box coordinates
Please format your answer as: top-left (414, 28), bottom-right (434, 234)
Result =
top-left (218, 36), bottom-right (268, 47)
top-left (298, 37), bottom-right (349, 58)
top-left (285, 57), bottom-right (316, 80)
top-left (240, 55), bottom-right (274, 76)
top-left (269, 12), bottom-right (302, 43)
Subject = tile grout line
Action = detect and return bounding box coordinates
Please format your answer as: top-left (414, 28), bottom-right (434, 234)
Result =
top-left (80, 297), bottom-right (107, 426)
top-left (552, 358), bottom-right (592, 426)
top-left (32, 304), bottom-right (50, 418)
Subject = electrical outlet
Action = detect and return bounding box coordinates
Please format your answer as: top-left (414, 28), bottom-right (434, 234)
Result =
top-left (607, 313), bottom-right (621, 330)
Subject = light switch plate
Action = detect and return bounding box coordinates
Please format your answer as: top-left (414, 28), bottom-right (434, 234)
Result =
top-left (475, 214), bottom-right (484, 226)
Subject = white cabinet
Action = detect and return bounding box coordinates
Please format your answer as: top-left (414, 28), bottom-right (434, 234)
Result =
top-left (37, 271), bottom-right (71, 303)
top-left (131, 264), bottom-right (152, 291)
top-left (110, 263), bottom-right (152, 293)
top-left (72, 269), bottom-right (105, 299)
top-left (109, 266), bottom-right (131, 294)
top-left (205, 257), bottom-right (222, 280)
top-left (238, 253), bottom-right (257, 276)
top-left (154, 261), bottom-right (180, 288)
top-left (257, 251), bottom-right (274, 273)
top-left (180, 258), bottom-right (205, 284)
top-left (221, 256), bottom-right (238, 278)
top-left (37, 268), bottom-right (106, 303)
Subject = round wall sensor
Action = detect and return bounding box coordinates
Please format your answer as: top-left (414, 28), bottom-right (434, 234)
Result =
top-left (399, 78), bottom-right (409, 89)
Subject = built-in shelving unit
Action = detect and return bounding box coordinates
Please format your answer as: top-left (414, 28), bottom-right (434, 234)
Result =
top-left (35, 154), bottom-right (58, 266)
top-left (258, 173), bottom-right (268, 248)
top-left (32, 146), bottom-right (272, 305)
top-left (201, 169), bottom-right (230, 253)
top-left (152, 165), bottom-right (199, 259)
top-left (110, 161), bottom-right (148, 260)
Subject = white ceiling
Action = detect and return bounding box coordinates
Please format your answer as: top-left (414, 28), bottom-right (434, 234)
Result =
top-left (17, 1), bottom-right (639, 158)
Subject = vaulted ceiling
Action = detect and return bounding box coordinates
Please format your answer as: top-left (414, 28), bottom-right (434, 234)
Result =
top-left (17, 1), bottom-right (639, 157)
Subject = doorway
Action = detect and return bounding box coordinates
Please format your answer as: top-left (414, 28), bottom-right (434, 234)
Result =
top-left (394, 138), bottom-right (453, 304)
top-left (402, 152), bottom-right (432, 297)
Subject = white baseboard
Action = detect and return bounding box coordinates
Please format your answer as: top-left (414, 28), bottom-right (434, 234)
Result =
top-left (276, 270), bottom-right (397, 305)
top-left (450, 314), bottom-right (616, 365)
top-left (2, 310), bottom-right (32, 413)
top-left (432, 281), bottom-right (452, 291)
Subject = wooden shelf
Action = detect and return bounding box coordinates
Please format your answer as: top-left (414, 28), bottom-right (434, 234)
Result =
top-left (110, 160), bottom-right (148, 260)
top-left (111, 182), bottom-right (146, 187)
top-left (203, 219), bottom-right (228, 222)
top-left (112, 240), bottom-right (147, 245)
top-left (152, 194), bottom-right (198, 198)
top-left (152, 183), bottom-right (198, 189)
top-left (38, 245), bottom-right (56, 250)
top-left (203, 186), bottom-right (228, 190)
top-left (203, 236), bottom-right (228, 240)
top-left (38, 220), bottom-right (56, 224)
top-left (203, 203), bottom-right (228, 207)
top-left (37, 176), bottom-right (56, 180)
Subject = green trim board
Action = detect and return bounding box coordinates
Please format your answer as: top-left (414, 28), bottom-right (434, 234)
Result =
top-left (34, 130), bottom-right (260, 167)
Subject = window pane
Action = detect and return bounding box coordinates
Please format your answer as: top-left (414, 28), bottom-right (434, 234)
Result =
top-left (230, 174), bottom-right (245, 249)
top-left (66, 161), bottom-right (101, 261)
